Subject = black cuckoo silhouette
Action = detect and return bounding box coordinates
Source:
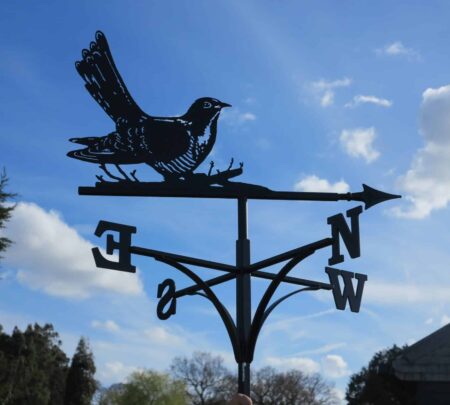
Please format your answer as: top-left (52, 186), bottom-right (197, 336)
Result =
top-left (67, 31), bottom-right (231, 182)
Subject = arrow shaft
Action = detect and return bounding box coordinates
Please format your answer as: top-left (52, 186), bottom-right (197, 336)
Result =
top-left (79, 184), bottom-right (359, 202)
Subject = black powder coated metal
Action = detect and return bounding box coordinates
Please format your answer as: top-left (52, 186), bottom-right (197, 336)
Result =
top-left (67, 31), bottom-right (233, 184)
top-left (236, 198), bottom-right (251, 394)
top-left (69, 31), bottom-right (402, 397)
top-left (90, 215), bottom-right (339, 397)
top-left (86, 190), bottom-right (396, 397)
top-left (79, 182), bottom-right (399, 210)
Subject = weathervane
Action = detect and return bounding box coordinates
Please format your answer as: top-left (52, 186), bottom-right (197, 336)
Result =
top-left (69, 31), bottom-right (401, 396)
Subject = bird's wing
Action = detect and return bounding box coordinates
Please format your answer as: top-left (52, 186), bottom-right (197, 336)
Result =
top-left (142, 118), bottom-right (192, 162)
top-left (75, 31), bottom-right (145, 124)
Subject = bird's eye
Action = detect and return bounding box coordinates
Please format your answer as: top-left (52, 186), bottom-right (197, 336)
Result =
top-left (203, 101), bottom-right (212, 109)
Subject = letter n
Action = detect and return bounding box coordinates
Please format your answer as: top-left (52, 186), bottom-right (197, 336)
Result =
top-left (328, 206), bottom-right (363, 265)
top-left (325, 267), bottom-right (367, 313)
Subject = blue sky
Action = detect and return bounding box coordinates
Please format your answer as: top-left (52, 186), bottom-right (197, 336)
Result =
top-left (2, 0), bottom-right (450, 401)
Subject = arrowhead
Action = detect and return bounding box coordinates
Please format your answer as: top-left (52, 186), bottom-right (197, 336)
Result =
top-left (362, 184), bottom-right (401, 209)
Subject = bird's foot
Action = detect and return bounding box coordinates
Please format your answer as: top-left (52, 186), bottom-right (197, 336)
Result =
top-left (99, 164), bottom-right (124, 182)
top-left (208, 161), bottom-right (215, 176)
top-left (130, 170), bottom-right (139, 182)
top-left (98, 164), bottom-right (139, 183)
top-left (115, 164), bottom-right (133, 182)
top-left (227, 158), bottom-right (234, 171)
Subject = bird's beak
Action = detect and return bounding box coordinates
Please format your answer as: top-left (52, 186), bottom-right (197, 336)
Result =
top-left (219, 102), bottom-right (232, 108)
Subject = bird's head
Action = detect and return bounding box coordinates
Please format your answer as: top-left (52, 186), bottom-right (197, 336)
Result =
top-left (184, 97), bottom-right (231, 120)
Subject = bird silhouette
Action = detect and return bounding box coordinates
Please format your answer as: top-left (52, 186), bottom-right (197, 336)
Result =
top-left (67, 31), bottom-right (231, 182)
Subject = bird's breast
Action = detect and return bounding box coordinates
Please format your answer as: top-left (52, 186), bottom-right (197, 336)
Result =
top-left (138, 115), bottom-right (219, 176)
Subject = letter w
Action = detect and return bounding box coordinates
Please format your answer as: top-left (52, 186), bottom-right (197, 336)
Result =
top-left (325, 267), bottom-right (367, 313)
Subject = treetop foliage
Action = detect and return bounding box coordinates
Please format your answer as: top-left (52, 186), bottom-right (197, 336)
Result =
top-left (98, 370), bottom-right (187, 405)
top-left (0, 169), bottom-right (16, 257)
top-left (99, 351), bottom-right (339, 405)
top-left (0, 323), bottom-right (69, 404)
top-left (65, 337), bottom-right (97, 405)
top-left (0, 323), bottom-right (97, 405)
top-left (346, 344), bottom-right (417, 405)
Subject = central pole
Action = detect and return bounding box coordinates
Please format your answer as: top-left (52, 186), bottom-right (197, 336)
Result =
top-left (236, 198), bottom-right (251, 396)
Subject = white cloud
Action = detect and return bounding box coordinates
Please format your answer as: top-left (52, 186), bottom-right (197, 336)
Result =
top-left (376, 41), bottom-right (420, 60)
top-left (144, 326), bottom-right (184, 347)
top-left (221, 108), bottom-right (256, 126)
top-left (331, 387), bottom-right (346, 403)
top-left (241, 112), bottom-right (256, 121)
top-left (92, 320), bottom-right (120, 332)
top-left (393, 84), bottom-right (450, 218)
top-left (84, 291), bottom-right (232, 386)
top-left (311, 78), bottom-right (352, 107)
top-left (295, 343), bottom-right (347, 357)
top-left (263, 309), bottom-right (336, 338)
top-left (100, 361), bottom-right (141, 382)
top-left (345, 95), bottom-right (393, 108)
top-left (364, 281), bottom-right (450, 306)
top-left (340, 127), bottom-right (380, 163)
top-left (441, 315), bottom-right (450, 326)
top-left (266, 356), bottom-right (321, 374)
top-left (425, 317), bottom-right (434, 325)
top-left (321, 354), bottom-right (350, 378)
top-left (1, 202), bottom-right (143, 299)
top-left (320, 90), bottom-right (334, 107)
top-left (294, 175), bottom-right (349, 193)
top-left (265, 353), bottom-right (349, 379)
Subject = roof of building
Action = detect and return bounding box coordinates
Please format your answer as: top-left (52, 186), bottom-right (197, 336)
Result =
top-left (394, 323), bottom-right (450, 382)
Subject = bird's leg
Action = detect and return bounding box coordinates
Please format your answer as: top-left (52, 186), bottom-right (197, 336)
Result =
top-left (99, 164), bottom-right (123, 182)
top-left (115, 164), bottom-right (132, 181)
top-left (130, 170), bottom-right (139, 182)
top-left (227, 158), bottom-right (234, 171)
top-left (208, 161), bottom-right (215, 176)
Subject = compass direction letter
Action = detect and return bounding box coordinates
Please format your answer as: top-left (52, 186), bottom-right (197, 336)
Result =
top-left (325, 267), bottom-right (367, 313)
top-left (327, 206), bottom-right (363, 265)
top-left (92, 220), bottom-right (136, 273)
top-left (157, 279), bottom-right (177, 320)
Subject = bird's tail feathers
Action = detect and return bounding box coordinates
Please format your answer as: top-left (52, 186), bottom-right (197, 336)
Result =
top-left (69, 137), bottom-right (100, 146)
top-left (67, 149), bottom-right (100, 163)
top-left (75, 31), bottom-right (143, 123)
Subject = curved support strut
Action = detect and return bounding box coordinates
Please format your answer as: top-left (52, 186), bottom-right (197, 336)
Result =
top-left (261, 286), bottom-right (319, 326)
top-left (156, 257), bottom-right (241, 360)
top-left (248, 238), bottom-right (332, 362)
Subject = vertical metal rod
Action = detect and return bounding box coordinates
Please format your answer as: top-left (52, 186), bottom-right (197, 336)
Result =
top-left (236, 198), bottom-right (251, 396)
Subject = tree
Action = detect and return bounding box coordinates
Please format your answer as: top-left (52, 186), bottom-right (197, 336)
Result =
top-left (65, 337), bottom-right (97, 405)
top-left (95, 383), bottom-right (125, 405)
top-left (97, 372), bottom-right (187, 405)
top-left (0, 323), bottom-right (69, 405)
top-left (346, 345), bottom-right (417, 404)
top-left (251, 366), bottom-right (338, 405)
top-left (170, 352), bottom-right (233, 405)
top-left (0, 170), bottom-right (15, 259)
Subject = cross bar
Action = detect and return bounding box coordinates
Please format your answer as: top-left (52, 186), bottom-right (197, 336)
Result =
top-left (246, 238), bottom-right (333, 272)
top-left (130, 246), bottom-right (236, 272)
top-left (174, 270), bottom-right (331, 298)
top-left (173, 238), bottom-right (333, 298)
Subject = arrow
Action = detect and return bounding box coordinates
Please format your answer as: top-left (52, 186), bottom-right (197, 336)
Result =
top-left (79, 182), bottom-right (400, 209)
top-left (352, 184), bottom-right (401, 209)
